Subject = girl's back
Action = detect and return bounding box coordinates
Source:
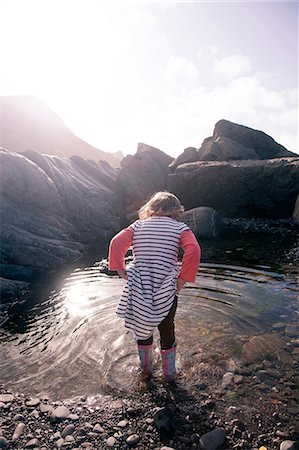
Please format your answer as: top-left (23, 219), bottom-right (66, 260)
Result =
top-left (132, 216), bottom-right (189, 266)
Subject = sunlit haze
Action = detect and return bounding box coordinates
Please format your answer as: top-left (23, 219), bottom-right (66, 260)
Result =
top-left (1, 0), bottom-right (298, 157)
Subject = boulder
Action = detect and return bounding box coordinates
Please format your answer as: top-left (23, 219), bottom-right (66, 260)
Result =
top-left (168, 157), bottom-right (299, 219)
top-left (198, 136), bottom-right (258, 161)
top-left (118, 143), bottom-right (173, 219)
top-left (183, 207), bottom-right (222, 238)
top-left (0, 148), bottom-right (123, 300)
top-left (169, 147), bottom-right (198, 172)
top-left (197, 120), bottom-right (297, 162)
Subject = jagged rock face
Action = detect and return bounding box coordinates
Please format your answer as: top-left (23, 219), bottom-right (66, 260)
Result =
top-left (197, 119), bottom-right (296, 161)
top-left (0, 95), bottom-right (123, 168)
top-left (169, 147), bottom-right (198, 172)
top-left (168, 158), bottom-right (299, 219)
top-left (118, 143), bottom-right (173, 219)
top-left (0, 148), bottom-right (123, 299)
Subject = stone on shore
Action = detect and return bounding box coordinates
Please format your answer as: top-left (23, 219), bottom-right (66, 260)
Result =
top-left (199, 427), bottom-right (226, 450)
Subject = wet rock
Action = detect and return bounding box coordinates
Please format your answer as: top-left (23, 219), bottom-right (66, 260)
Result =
top-left (199, 427), bottom-right (226, 450)
top-left (272, 322), bottom-right (286, 331)
top-left (126, 434), bottom-right (140, 445)
top-left (242, 334), bottom-right (287, 363)
top-left (280, 441), bottom-right (299, 450)
top-left (285, 324), bottom-right (299, 337)
top-left (12, 422), bottom-right (25, 441)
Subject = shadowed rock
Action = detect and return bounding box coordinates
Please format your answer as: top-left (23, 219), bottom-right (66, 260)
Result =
top-left (168, 158), bottom-right (299, 218)
top-left (118, 143), bottom-right (173, 219)
top-left (0, 148), bottom-right (123, 299)
top-left (183, 207), bottom-right (222, 238)
top-left (197, 119), bottom-right (296, 161)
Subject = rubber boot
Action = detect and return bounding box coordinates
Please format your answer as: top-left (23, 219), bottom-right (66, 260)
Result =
top-left (137, 344), bottom-right (153, 375)
top-left (161, 343), bottom-right (176, 382)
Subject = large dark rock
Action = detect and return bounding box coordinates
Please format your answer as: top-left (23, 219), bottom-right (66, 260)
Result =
top-left (183, 207), bottom-right (222, 238)
top-left (0, 148), bottom-right (123, 299)
top-left (168, 157), bottom-right (299, 219)
top-left (169, 147), bottom-right (198, 172)
top-left (118, 143), bottom-right (173, 219)
top-left (197, 119), bottom-right (296, 161)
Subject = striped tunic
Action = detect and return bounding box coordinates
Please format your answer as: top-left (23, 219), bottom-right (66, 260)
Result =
top-left (115, 216), bottom-right (190, 340)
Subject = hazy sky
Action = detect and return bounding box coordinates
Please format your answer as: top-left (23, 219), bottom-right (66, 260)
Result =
top-left (0, 0), bottom-right (298, 157)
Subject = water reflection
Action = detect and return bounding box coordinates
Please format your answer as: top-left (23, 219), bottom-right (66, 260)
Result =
top-left (0, 263), bottom-right (298, 400)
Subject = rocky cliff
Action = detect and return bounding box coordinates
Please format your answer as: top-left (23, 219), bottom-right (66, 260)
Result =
top-left (0, 148), bottom-right (123, 299)
top-left (0, 95), bottom-right (123, 168)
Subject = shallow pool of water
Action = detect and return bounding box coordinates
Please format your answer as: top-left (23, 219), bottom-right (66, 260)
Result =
top-left (1, 255), bottom-right (298, 400)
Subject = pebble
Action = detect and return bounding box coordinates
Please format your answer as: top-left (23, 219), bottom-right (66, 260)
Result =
top-left (0, 394), bottom-right (14, 403)
top-left (12, 422), bottom-right (25, 441)
top-left (0, 437), bottom-right (8, 448)
top-left (93, 423), bottom-right (104, 433)
top-left (280, 441), bottom-right (299, 450)
top-left (39, 403), bottom-right (54, 413)
top-left (61, 423), bottom-right (75, 438)
top-left (25, 398), bottom-right (40, 407)
top-left (117, 419), bottom-right (128, 428)
top-left (288, 407), bottom-right (299, 415)
top-left (106, 436), bottom-right (116, 447)
top-left (126, 434), bottom-right (140, 445)
top-left (160, 447), bottom-right (175, 450)
top-left (56, 438), bottom-right (64, 448)
top-left (25, 438), bottom-right (39, 447)
top-left (199, 427), bottom-right (226, 450)
top-left (51, 405), bottom-right (70, 420)
top-left (69, 413), bottom-right (80, 421)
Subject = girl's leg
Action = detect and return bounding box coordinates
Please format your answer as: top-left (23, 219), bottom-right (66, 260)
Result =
top-left (158, 296), bottom-right (178, 382)
top-left (137, 336), bottom-right (153, 375)
top-left (158, 295), bottom-right (178, 349)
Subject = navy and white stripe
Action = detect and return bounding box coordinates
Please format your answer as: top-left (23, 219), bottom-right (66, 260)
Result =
top-left (116, 216), bottom-right (189, 340)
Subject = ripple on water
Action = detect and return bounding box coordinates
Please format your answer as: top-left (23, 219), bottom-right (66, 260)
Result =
top-left (0, 263), bottom-right (297, 399)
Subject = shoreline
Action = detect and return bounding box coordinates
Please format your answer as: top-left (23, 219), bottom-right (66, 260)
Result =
top-left (1, 345), bottom-right (299, 450)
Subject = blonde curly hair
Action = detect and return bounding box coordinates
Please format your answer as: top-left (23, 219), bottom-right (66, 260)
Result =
top-left (138, 191), bottom-right (184, 221)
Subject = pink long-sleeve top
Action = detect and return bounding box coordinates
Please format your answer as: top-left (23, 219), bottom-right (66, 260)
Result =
top-left (109, 225), bottom-right (200, 282)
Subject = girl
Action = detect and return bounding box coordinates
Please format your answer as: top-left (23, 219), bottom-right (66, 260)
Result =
top-left (108, 191), bottom-right (200, 382)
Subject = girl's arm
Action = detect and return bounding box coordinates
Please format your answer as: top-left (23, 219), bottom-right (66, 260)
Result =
top-left (177, 230), bottom-right (201, 291)
top-left (108, 227), bottom-right (133, 276)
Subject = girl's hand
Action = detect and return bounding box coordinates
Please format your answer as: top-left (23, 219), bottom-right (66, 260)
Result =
top-left (117, 270), bottom-right (128, 280)
top-left (176, 278), bottom-right (186, 293)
